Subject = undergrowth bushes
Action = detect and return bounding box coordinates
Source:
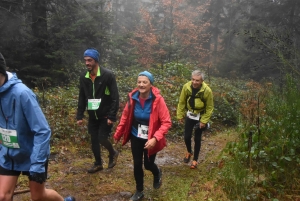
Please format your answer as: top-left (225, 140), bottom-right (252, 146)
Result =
top-left (33, 63), bottom-right (300, 199)
top-left (34, 84), bottom-right (89, 146)
top-left (219, 76), bottom-right (300, 200)
top-left (35, 62), bottom-right (245, 146)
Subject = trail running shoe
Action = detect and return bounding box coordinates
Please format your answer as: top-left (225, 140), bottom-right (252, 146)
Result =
top-left (87, 164), bottom-right (103, 173)
top-left (130, 191), bottom-right (144, 201)
top-left (190, 160), bottom-right (198, 169)
top-left (153, 168), bottom-right (162, 189)
top-left (108, 150), bottom-right (119, 168)
top-left (183, 152), bottom-right (193, 163)
top-left (64, 196), bottom-right (76, 201)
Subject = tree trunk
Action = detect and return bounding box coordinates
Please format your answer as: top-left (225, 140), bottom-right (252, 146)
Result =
top-left (31, 0), bottom-right (48, 69)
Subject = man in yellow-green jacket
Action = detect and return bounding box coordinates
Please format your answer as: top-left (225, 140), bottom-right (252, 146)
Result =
top-left (177, 70), bottom-right (214, 169)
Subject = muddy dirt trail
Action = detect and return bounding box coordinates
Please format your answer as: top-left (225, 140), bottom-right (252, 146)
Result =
top-left (13, 128), bottom-right (234, 201)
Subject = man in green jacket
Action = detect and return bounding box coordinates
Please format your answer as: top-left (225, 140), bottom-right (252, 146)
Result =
top-left (177, 70), bottom-right (214, 169)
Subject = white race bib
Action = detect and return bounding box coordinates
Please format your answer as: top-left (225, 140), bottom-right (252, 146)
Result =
top-left (88, 99), bottom-right (101, 110)
top-left (187, 110), bottom-right (200, 120)
top-left (0, 128), bottom-right (20, 148)
top-left (137, 124), bottom-right (149, 139)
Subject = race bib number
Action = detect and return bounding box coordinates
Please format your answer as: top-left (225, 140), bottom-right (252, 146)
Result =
top-left (187, 110), bottom-right (200, 120)
top-left (88, 99), bottom-right (101, 110)
top-left (137, 124), bottom-right (149, 139)
top-left (0, 128), bottom-right (20, 148)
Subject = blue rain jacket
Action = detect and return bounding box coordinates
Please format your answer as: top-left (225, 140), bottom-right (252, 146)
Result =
top-left (0, 72), bottom-right (50, 174)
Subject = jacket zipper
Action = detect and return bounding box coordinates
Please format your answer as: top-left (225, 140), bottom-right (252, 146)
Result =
top-left (13, 100), bottom-right (15, 124)
top-left (0, 99), bottom-right (14, 170)
top-left (91, 78), bottom-right (98, 120)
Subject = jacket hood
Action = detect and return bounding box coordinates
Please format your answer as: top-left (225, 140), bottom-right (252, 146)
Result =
top-left (0, 72), bottom-right (22, 94)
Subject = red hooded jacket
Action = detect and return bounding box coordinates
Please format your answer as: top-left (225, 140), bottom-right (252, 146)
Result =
top-left (114, 86), bottom-right (171, 156)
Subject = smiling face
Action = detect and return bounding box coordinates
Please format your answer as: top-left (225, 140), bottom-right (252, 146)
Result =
top-left (191, 74), bottom-right (203, 89)
top-left (137, 76), bottom-right (152, 98)
top-left (84, 56), bottom-right (97, 72)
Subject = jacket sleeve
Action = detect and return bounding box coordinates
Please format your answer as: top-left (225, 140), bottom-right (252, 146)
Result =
top-left (153, 97), bottom-right (172, 141)
top-left (200, 87), bottom-right (214, 124)
top-left (76, 76), bottom-right (86, 120)
top-left (107, 73), bottom-right (119, 122)
top-left (113, 101), bottom-right (129, 141)
top-left (176, 84), bottom-right (187, 119)
top-left (21, 90), bottom-right (50, 174)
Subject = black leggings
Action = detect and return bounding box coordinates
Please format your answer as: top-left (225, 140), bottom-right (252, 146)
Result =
top-left (130, 134), bottom-right (159, 192)
top-left (88, 118), bottom-right (115, 165)
top-left (184, 117), bottom-right (206, 161)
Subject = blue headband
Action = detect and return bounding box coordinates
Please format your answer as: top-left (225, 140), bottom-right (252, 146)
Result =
top-left (84, 48), bottom-right (100, 62)
top-left (138, 71), bottom-right (154, 84)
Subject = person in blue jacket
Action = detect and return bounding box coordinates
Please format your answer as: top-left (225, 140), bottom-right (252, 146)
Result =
top-left (0, 52), bottom-right (75, 201)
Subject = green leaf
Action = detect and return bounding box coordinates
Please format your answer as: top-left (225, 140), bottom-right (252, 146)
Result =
top-left (284, 157), bottom-right (292, 161)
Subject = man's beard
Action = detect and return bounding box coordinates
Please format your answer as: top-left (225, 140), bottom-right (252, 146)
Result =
top-left (87, 65), bottom-right (93, 72)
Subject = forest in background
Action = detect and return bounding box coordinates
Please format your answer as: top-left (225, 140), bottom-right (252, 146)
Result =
top-left (1, 0), bottom-right (299, 87)
top-left (1, 0), bottom-right (300, 200)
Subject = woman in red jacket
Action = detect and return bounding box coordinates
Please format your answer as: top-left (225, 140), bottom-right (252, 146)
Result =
top-left (114, 71), bottom-right (171, 201)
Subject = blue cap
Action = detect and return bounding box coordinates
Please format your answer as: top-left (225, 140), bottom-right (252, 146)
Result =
top-left (138, 71), bottom-right (154, 84)
top-left (83, 48), bottom-right (100, 62)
